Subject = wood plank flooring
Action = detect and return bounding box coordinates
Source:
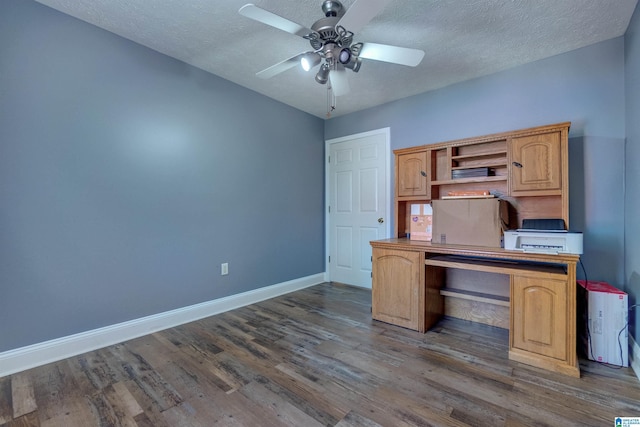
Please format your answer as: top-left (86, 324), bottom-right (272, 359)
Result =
top-left (1, 282), bottom-right (639, 426)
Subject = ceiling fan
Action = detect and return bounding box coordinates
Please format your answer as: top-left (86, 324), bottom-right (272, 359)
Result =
top-left (238, 0), bottom-right (425, 100)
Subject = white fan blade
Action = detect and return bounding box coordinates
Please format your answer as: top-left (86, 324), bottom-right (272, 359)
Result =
top-left (359, 43), bottom-right (425, 67)
top-left (329, 67), bottom-right (350, 96)
top-left (239, 4), bottom-right (313, 37)
top-left (256, 52), bottom-right (308, 79)
top-left (336, 0), bottom-right (391, 34)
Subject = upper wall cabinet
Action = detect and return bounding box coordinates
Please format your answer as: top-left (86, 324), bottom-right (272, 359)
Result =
top-left (509, 130), bottom-right (563, 196)
top-left (393, 122), bottom-right (571, 236)
top-left (397, 151), bottom-right (429, 197)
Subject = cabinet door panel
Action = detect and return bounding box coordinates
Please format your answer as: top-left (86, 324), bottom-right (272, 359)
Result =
top-left (372, 248), bottom-right (421, 330)
top-left (511, 276), bottom-right (567, 360)
top-left (397, 152), bottom-right (428, 197)
top-left (510, 132), bottom-right (561, 193)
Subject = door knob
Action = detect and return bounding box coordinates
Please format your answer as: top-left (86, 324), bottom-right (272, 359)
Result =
top-left (378, 218), bottom-right (384, 224)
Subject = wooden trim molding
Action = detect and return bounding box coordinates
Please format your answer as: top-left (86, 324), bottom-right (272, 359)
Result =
top-left (0, 273), bottom-right (325, 377)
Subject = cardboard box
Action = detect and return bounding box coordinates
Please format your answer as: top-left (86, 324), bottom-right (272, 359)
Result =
top-left (577, 280), bottom-right (628, 367)
top-left (431, 198), bottom-right (509, 247)
top-left (409, 203), bottom-right (432, 241)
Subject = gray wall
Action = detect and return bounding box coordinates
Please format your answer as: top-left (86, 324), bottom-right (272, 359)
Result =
top-left (626, 3), bottom-right (640, 344)
top-left (2, 0), bottom-right (637, 355)
top-left (0, 0), bottom-right (325, 352)
top-left (326, 39), bottom-right (626, 294)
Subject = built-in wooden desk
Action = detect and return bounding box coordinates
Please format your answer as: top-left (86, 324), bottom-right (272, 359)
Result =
top-left (371, 238), bottom-right (580, 377)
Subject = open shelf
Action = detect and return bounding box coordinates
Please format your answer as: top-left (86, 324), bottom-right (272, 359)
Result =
top-left (439, 288), bottom-right (510, 307)
top-left (451, 162), bottom-right (507, 171)
top-left (451, 150), bottom-right (507, 161)
top-left (431, 175), bottom-right (507, 185)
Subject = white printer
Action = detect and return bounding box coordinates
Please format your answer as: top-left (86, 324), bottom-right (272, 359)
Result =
top-left (503, 219), bottom-right (583, 255)
top-left (504, 230), bottom-right (583, 254)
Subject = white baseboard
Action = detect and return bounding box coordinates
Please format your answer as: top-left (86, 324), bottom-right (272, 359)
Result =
top-left (0, 273), bottom-right (324, 378)
top-left (631, 335), bottom-right (640, 382)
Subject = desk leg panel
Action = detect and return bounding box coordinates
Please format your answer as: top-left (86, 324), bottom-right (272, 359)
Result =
top-left (425, 265), bottom-right (444, 331)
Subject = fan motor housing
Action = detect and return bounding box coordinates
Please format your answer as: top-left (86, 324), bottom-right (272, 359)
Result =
top-left (311, 16), bottom-right (340, 41)
top-left (321, 0), bottom-right (344, 17)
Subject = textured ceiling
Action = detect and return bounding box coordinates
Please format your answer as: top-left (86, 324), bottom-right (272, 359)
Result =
top-left (34, 0), bottom-right (638, 119)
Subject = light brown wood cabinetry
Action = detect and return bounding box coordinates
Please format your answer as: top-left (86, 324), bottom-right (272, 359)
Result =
top-left (371, 248), bottom-right (425, 331)
top-left (371, 239), bottom-right (580, 377)
top-left (373, 122), bottom-right (579, 377)
top-left (393, 122), bottom-right (570, 235)
top-left (511, 275), bottom-right (567, 360)
top-left (397, 151), bottom-right (429, 197)
top-left (510, 270), bottom-right (578, 377)
top-left (509, 130), bottom-right (564, 195)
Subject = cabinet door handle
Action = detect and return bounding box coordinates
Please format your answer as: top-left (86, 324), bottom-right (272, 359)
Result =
top-left (420, 170), bottom-right (427, 177)
top-left (512, 162), bottom-right (523, 168)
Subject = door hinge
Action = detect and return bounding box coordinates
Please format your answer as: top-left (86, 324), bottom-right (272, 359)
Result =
top-left (328, 155), bottom-right (330, 163)
top-left (328, 255), bottom-right (331, 263)
top-left (328, 205), bottom-right (331, 213)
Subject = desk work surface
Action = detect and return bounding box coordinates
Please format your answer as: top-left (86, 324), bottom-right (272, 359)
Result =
top-left (371, 238), bottom-right (580, 264)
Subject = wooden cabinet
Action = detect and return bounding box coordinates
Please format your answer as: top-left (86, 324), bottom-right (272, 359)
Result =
top-left (393, 122), bottom-right (571, 235)
top-left (509, 130), bottom-right (563, 195)
top-left (378, 122), bottom-right (578, 376)
top-left (511, 275), bottom-right (567, 360)
top-left (370, 239), bottom-right (580, 377)
top-left (397, 151), bottom-right (429, 197)
top-left (509, 268), bottom-right (578, 377)
top-left (371, 248), bottom-right (425, 331)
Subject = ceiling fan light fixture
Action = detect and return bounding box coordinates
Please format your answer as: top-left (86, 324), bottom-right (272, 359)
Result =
top-left (240, 0), bottom-right (423, 113)
top-left (338, 47), bottom-right (351, 64)
top-left (301, 53), bottom-right (321, 71)
top-left (340, 52), bottom-right (362, 72)
top-left (315, 63), bottom-right (331, 84)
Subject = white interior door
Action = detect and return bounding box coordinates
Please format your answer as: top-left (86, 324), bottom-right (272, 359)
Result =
top-left (326, 128), bottom-right (390, 288)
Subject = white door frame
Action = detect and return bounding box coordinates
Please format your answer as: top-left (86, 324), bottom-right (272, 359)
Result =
top-left (324, 127), bottom-right (391, 283)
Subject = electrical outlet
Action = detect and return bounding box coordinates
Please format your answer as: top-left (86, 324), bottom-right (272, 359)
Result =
top-left (221, 263), bottom-right (229, 276)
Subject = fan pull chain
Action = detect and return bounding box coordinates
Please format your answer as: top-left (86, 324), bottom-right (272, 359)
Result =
top-left (326, 84), bottom-right (336, 118)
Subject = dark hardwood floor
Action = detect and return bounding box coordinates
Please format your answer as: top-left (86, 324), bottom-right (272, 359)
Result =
top-left (1, 282), bottom-right (639, 426)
